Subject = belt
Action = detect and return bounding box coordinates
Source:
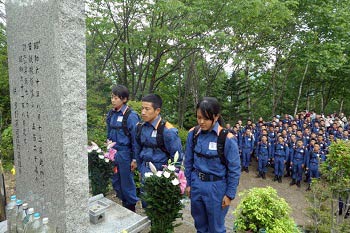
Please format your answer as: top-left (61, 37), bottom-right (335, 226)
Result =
top-left (196, 171), bottom-right (225, 182)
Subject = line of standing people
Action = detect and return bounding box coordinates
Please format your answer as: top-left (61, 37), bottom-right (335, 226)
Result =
top-left (106, 85), bottom-right (241, 233)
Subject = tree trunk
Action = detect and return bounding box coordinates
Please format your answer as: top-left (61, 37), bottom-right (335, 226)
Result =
top-left (294, 62), bottom-right (309, 116)
top-left (339, 88), bottom-right (344, 113)
top-left (244, 65), bottom-right (252, 118)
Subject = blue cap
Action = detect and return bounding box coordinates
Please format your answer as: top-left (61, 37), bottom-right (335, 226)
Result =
top-left (33, 212), bottom-right (40, 218)
top-left (10, 195), bottom-right (16, 201)
top-left (16, 200), bottom-right (23, 205)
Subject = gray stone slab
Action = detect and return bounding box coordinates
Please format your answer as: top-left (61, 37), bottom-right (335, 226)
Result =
top-left (6, 0), bottom-right (88, 232)
top-left (88, 195), bottom-right (151, 233)
top-left (0, 195), bottom-right (151, 233)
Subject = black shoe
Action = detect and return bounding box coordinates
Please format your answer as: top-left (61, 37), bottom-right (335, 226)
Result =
top-left (296, 181), bottom-right (301, 187)
top-left (241, 167), bottom-right (245, 172)
top-left (245, 167), bottom-right (249, 173)
top-left (278, 176), bottom-right (282, 183)
top-left (290, 179), bottom-right (296, 186)
top-left (306, 185), bottom-right (311, 191)
top-left (256, 172), bottom-right (262, 178)
top-left (262, 173), bottom-right (266, 179)
top-left (125, 204), bottom-right (136, 212)
top-left (273, 175), bottom-right (278, 182)
top-left (284, 173), bottom-right (290, 177)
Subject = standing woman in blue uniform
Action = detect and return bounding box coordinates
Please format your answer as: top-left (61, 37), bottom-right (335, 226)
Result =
top-left (106, 85), bottom-right (140, 212)
top-left (184, 97), bottom-right (241, 233)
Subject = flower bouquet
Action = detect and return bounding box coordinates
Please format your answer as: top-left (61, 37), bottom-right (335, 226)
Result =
top-left (141, 152), bottom-right (186, 233)
top-left (87, 140), bottom-right (116, 195)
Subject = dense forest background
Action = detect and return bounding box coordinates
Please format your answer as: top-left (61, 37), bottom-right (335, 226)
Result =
top-left (1, 0), bottom-right (350, 162)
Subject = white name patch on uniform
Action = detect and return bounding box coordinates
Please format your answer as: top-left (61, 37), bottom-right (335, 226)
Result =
top-left (151, 130), bottom-right (157, 137)
top-left (209, 142), bottom-right (217, 150)
top-left (117, 116), bottom-right (123, 122)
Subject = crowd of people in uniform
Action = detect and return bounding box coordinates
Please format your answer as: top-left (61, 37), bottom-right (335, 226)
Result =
top-left (226, 112), bottom-right (349, 191)
top-left (226, 112), bottom-right (350, 220)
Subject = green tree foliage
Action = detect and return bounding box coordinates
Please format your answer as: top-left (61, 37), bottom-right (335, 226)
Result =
top-left (0, 23), bottom-right (9, 128)
top-left (82, 0), bottom-right (350, 134)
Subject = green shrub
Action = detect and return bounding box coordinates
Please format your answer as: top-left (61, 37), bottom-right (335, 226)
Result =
top-left (233, 187), bottom-right (298, 233)
top-left (0, 125), bottom-right (13, 161)
top-left (305, 140), bottom-right (350, 232)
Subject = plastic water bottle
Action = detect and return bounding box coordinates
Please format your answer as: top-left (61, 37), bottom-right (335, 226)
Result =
top-left (11, 200), bottom-right (23, 232)
top-left (26, 212), bottom-right (42, 233)
top-left (6, 195), bottom-right (16, 233)
top-left (16, 202), bottom-right (28, 233)
top-left (23, 208), bottom-right (34, 233)
top-left (38, 218), bottom-right (55, 233)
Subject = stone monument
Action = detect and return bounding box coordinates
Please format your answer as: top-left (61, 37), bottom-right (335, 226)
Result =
top-left (6, 0), bottom-right (89, 232)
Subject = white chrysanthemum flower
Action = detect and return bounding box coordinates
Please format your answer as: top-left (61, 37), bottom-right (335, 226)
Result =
top-left (163, 171), bottom-right (171, 178)
top-left (145, 172), bottom-right (153, 178)
top-left (168, 165), bottom-right (176, 172)
top-left (171, 178), bottom-right (180, 186)
top-left (104, 158), bottom-right (110, 163)
top-left (156, 171), bottom-right (162, 177)
top-left (87, 147), bottom-right (93, 153)
top-left (97, 148), bottom-right (102, 153)
top-left (98, 154), bottom-right (104, 159)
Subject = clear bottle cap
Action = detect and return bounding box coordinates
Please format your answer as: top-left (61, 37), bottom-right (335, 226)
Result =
top-left (33, 212), bottom-right (40, 219)
top-left (22, 203), bottom-right (29, 209)
top-left (10, 195), bottom-right (16, 200)
top-left (42, 217), bottom-right (48, 224)
top-left (28, 208), bottom-right (34, 214)
top-left (16, 199), bottom-right (23, 205)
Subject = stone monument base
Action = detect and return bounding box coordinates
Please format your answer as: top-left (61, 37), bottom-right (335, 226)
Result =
top-left (0, 194), bottom-right (150, 233)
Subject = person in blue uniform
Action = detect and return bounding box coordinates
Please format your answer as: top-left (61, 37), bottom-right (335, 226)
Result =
top-left (272, 135), bottom-right (289, 183)
top-left (305, 143), bottom-right (325, 191)
top-left (286, 134), bottom-right (297, 178)
top-left (184, 97), bottom-right (241, 233)
top-left (239, 128), bottom-right (255, 173)
top-left (290, 140), bottom-right (307, 188)
top-left (135, 94), bottom-right (183, 176)
top-left (106, 85), bottom-right (140, 212)
top-left (255, 135), bottom-right (271, 179)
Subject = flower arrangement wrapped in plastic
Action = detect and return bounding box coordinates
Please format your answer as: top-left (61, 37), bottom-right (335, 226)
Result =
top-left (87, 140), bottom-right (116, 195)
top-left (141, 151), bottom-right (187, 233)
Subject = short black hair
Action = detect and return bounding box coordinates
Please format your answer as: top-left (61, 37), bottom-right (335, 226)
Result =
top-left (196, 97), bottom-right (221, 122)
top-left (142, 94), bottom-right (162, 109)
top-left (112, 85), bottom-right (129, 101)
